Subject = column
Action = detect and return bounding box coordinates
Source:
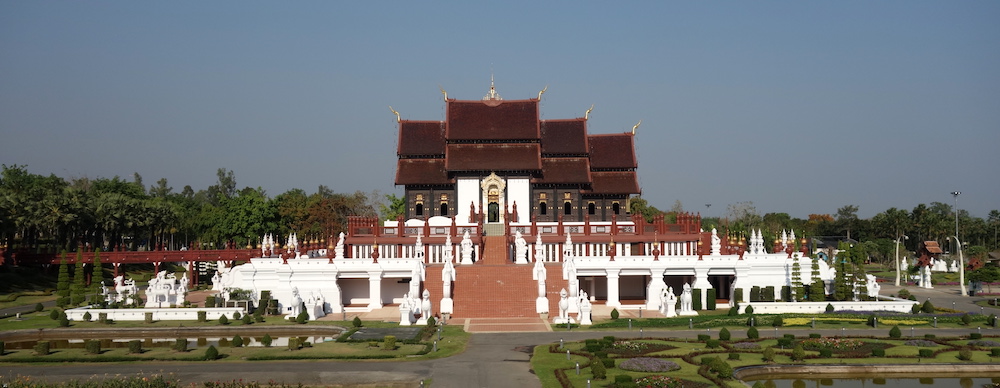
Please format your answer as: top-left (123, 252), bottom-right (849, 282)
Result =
top-left (693, 267), bottom-right (713, 310)
top-left (367, 272), bottom-right (383, 310)
top-left (606, 269), bottom-right (621, 308)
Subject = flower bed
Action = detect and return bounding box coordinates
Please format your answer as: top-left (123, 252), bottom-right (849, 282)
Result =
top-left (633, 375), bottom-right (685, 388)
top-left (729, 342), bottom-right (760, 350)
top-left (968, 340), bottom-right (1000, 347)
top-left (800, 337), bottom-right (864, 351)
top-left (618, 357), bottom-right (681, 372)
top-left (903, 340), bottom-right (938, 347)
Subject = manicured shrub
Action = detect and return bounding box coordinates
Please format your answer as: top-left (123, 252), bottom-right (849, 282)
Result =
top-left (988, 314), bottom-right (998, 327)
top-left (610, 308), bottom-right (619, 320)
top-left (707, 289), bottom-right (716, 310)
top-left (763, 286), bottom-right (775, 302)
top-left (920, 299), bottom-right (935, 313)
top-left (615, 375), bottom-right (633, 384)
top-left (747, 326), bottom-right (759, 339)
top-left (991, 348), bottom-right (1000, 357)
top-left (911, 303), bottom-right (921, 314)
top-left (144, 312), bottom-right (154, 323)
top-left (924, 334), bottom-right (936, 339)
top-left (957, 348), bottom-right (972, 361)
top-left (383, 335), bottom-right (397, 350)
top-left (693, 288), bottom-right (702, 310)
top-left (262, 333), bottom-right (273, 347)
top-left (352, 316), bottom-right (363, 328)
top-left (205, 295), bottom-right (216, 307)
top-left (809, 333), bottom-right (821, 338)
top-left (819, 348), bottom-right (832, 358)
top-left (918, 348), bottom-right (934, 358)
top-left (242, 314), bottom-right (252, 325)
top-left (99, 312), bottom-right (108, 324)
top-left (427, 316), bottom-right (436, 326)
top-left (719, 327), bottom-right (731, 341)
top-left (762, 346), bottom-right (775, 362)
top-left (750, 286), bottom-right (761, 302)
top-left (85, 339), bottom-right (101, 354)
top-left (34, 341), bottom-right (50, 356)
top-left (825, 303), bottom-right (835, 313)
top-left (233, 312), bottom-right (241, 320)
top-left (287, 337), bottom-right (300, 350)
top-left (590, 358), bottom-right (607, 379)
top-left (49, 309), bottom-right (60, 320)
top-left (232, 335), bottom-right (244, 347)
top-left (197, 311), bottom-right (207, 322)
top-left (296, 310), bottom-right (309, 324)
top-left (897, 288), bottom-right (911, 299)
top-left (961, 313), bottom-right (972, 325)
top-left (255, 315), bottom-right (264, 323)
top-left (772, 315), bottom-right (783, 327)
top-left (872, 348), bottom-right (885, 357)
top-left (889, 325), bottom-right (901, 339)
top-left (745, 305), bottom-right (754, 315)
top-left (734, 288), bottom-right (744, 304)
top-left (219, 315), bottom-right (229, 325)
top-left (83, 311), bottom-right (92, 322)
top-left (710, 358), bottom-right (734, 378)
top-left (728, 353), bottom-right (740, 360)
top-left (706, 339), bottom-right (721, 349)
top-left (34, 303), bottom-right (44, 312)
top-left (777, 337), bottom-right (793, 348)
top-left (697, 334), bottom-right (710, 341)
top-left (218, 338), bottom-right (229, 347)
top-left (204, 345), bottom-right (219, 360)
top-left (970, 333), bottom-right (983, 339)
top-left (601, 357), bottom-right (614, 368)
top-left (128, 340), bottom-right (142, 354)
top-left (58, 312), bottom-right (70, 327)
top-left (728, 306), bottom-right (739, 316)
top-left (791, 344), bottom-right (805, 361)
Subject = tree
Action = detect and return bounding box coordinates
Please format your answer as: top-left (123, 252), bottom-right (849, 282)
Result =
top-left (836, 205), bottom-right (859, 240)
top-left (968, 265), bottom-right (1000, 294)
top-left (70, 250), bottom-right (87, 306)
top-left (809, 258), bottom-right (825, 301)
top-left (726, 202), bottom-right (761, 231)
top-left (380, 193), bottom-right (406, 221)
top-left (629, 197), bottom-right (662, 223)
top-left (56, 253), bottom-right (70, 307)
top-left (791, 258), bottom-right (803, 301)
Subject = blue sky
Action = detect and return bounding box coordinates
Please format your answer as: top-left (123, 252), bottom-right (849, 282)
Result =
top-left (2, 1), bottom-right (998, 219)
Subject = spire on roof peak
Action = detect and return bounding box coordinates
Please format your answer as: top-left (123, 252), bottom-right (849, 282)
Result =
top-left (483, 73), bottom-right (502, 101)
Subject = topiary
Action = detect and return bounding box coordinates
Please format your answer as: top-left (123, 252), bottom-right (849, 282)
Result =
top-left (34, 341), bottom-right (50, 356)
top-left (610, 308), bottom-right (619, 320)
top-left (427, 316), bottom-right (436, 326)
top-left (791, 344), bottom-right (805, 361)
top-left (728, 305), bottom-right (739, 316)
top-left (911, 303), bottom-right (921, 314)
top-left (590, 358), bottom-right (607, 380)
top-left (921, 299), bottom-right (935, 313)
top-left (719, 327), bottom-right (731, 341)
top-left (233, 312), bottom-right (241, 320)
top-left (747, 326), bottom-right (759, 339)
top-left (49, 309), bottom-right (61, 320)
top-left (58, 312), bottom-right (70, 327)
top-left (772, 315), bottom-right (784, 327)
top-left (219, 315), bottom-right (229, 325)
top-left (296, 310), bottom-right (309, 324)
top-left (825, 303), bottom-right (835, 313)
top-left (262, 333), bottom-right (273, 347)
top-left (197, 311), bottom-right (207, 322)
top-left (745, 305), bottom-right (754, 315)
top-left (961, 313), bottom-right (972, 325)
top-left (242, 314), bottom-right (252, 325)
top-left (232, 335), bottom-right (244, 347)
top-left (83, 311), bottom-right (92, 322)
top-left (85, 340), bottom-right (101, 355)
top-left (34, 303), bottom-right (44, 312)
top-left (204, 345), bottom-right (219, 360)
top-left (383, 335), bottom-right (397, 350)
top-left (353, 316), bottom-right (363, 328)
top-left (762, 346), bottom-right (775, 362)
top-left (128, 340), bottom-right (142, 354)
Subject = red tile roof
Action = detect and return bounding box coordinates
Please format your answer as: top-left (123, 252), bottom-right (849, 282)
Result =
top-left (445, 143), bottom-right (542, 171)
top-left (540, 119), bottom-right (588, 155)
top-left (584, 171), bottom-right (640, 195)
top-left (398, 121), bottom-right (445, 156)
top-left (588, 133), bottom-right (637, 169)
top-left (446, 100), bottom-right (540, 141)
top-left (395, 159), bottom-right (450, 185)
top-left (535, 158), bottom-right (592, 184)
top-left (923, 241), bottom-right (943, 254)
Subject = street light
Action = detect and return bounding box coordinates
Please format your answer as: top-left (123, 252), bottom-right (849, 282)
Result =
top-left (951, 191), bottom-right (967, 297)
top-left (894, 234), bottom-right (908, 286)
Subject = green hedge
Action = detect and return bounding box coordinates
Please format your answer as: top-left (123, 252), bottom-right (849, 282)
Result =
top-left (707, 289), bottom-right (717, 310)
top-left (693, 289), bottom-right (702, 311)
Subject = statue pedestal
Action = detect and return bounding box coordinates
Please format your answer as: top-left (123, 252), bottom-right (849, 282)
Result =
top-left (399, 306), bottom-right (412, 326)
top-left (515, 256), bottom-right (529, 265)
top-left (553, 317), bottom-right (576, 324)
top-left (460, 256), bottom-right (474, 265)
top-left (536, 297), bottom-right (549, 314)
top-left (678, 310), bottom-right (699, 317)
top-left (415, 315), bottom-right (428, 325)
top-left (578, 305), bottom-right (593, 326)
top-left (440, 298), bottom-right (454, 314)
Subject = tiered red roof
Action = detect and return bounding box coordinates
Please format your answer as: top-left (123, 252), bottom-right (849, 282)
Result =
top-left (395, 92), bottom-right (640, 196)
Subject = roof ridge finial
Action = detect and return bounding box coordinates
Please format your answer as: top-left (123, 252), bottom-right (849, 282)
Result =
top-left (483, 71), bottom-right (502, 101)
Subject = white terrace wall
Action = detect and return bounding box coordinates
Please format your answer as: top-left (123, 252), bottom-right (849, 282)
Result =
top-left (66, 307), bottom-right (243, 321)
top-left (738, 301), bottom-right (916, 314)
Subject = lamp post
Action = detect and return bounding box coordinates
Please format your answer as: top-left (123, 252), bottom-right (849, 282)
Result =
top-left (951, 191), bottom-right (967, 297)
top-left (894, 234), bottom-right (908, 286)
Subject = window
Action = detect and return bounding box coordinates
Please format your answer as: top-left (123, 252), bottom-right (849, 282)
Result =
top-left (588, 202), bottom-right (596, 215)
top-left (612, 202), bottom-right (621, 215)
top-left (440, 203), bottom-right (448, 216)
top-left (564, 202), bottom-right (572, 215)
top-left (540, 201), bottom-right (548, 215)
top-left (415, 203), bottom-right (424, 216)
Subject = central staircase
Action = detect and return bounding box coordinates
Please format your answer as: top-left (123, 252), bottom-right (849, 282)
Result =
top-left (451, 235), bottom-right (539, 317)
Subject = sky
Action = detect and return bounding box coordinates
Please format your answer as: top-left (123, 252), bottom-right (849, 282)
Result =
top-left (2, 2), bottom-right (998, 219)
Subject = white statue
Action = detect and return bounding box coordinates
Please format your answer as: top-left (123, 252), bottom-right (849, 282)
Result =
top-left (662, 286), bottom-right (677, 317)
top-left (410, 260), bottom-right (425, 297)
top-left (680, 283), bottom-right (693, 313)
top-left (534, 233), bottom-right (545, 263)
top-left (416, 289), bottom-right (432, 325)
top-left (646, 275), bottom-right (667, 311)
top-left (399, 292), bottom-right (412, 326)
top-left (211, 272), bottom-right (222, 291)
top-left (866, 274), bottom-right (881, 299)
top-left (335, 232), bottom-right (345, 259)
top-left (414, 234), bottom-right (424, 259)
top-left (514, 231), bottom-right (528, 264)
top-left (711, 228), bottom-right (721, 256)
top-left (554, 288), bottom-right (574, 324)
top-left (533, 255), bottom-right (547, 298)
top-left (460, 231), bottom-right (474, 264)
top-left (289, 287), bottom-right (303, 317)
top-left (441, 258), bottom-right (455, 315)
top-left (578, 289), bottom-right (592, 325)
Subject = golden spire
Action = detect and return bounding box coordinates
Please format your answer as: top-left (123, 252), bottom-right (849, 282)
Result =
top-left (537, 85), bottom-right (548, 100)
top-left (585, 104), bottom-right (594, 120)
top-left (632, 120), bottom-right (642, 135)
top-left (388, 106), bottom-right (400, 123)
